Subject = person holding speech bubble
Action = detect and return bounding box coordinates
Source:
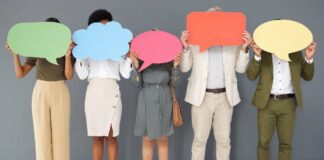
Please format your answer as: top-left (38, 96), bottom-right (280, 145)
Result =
top-left (180, 5), bottom-right (252, 160)
top-left (129, 47), bottom-right (182, 160)
top-left (6, 17), bottom-right (75, 160)
top-left (247, 39), bottom-right (317, 160)
top-left (74, 9), bottom-right (133, 160)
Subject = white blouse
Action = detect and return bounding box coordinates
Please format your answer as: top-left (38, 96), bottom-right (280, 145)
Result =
top-left (75, 58), bottom-right (133, 81)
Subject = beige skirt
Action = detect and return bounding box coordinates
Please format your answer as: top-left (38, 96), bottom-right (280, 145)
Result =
top-left (85, 78), bottom-right (122, 137)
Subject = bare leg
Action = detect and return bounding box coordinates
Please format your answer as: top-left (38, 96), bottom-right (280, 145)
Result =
top-left (92, 137), bottom-right (104, 160)
top-left (142, 136), bottom-right (155, 160)
top-left (106, 127), bottom-right (118, 160)
top-left (157, 137), bottom-right (169, 160)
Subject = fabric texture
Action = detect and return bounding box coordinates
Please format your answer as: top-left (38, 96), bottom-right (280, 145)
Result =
top-left (85, 78), bottom-right (122, 137)
top-left (75, 58), bottom-right (132, 81)
top-left (257, 98), bottom-right (297, 160)
top-left (247, 51), bottom-right (314, 109)
top-left (131, 65), bottom-right (180, 139)
top-left (32, 80), bottom-right (70, 160)
top-left (25, 56), bottom-right (76, 81)
top-left (180, 45), bottom-right (249, 107)
top-left (191, 92), bottom-right (233, 160)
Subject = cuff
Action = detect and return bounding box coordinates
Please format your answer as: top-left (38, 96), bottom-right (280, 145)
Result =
top-left (305, 57), bottom-right (314, 64)
top-left (125, 57), bottom-right (133, 69)
top-left (254, 55), bottom-right (262, 61)
top-left (182, 48), bottom-right (189, 54)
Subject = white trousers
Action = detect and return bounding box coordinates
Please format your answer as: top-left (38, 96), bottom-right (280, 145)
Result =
top-left (191, 92), bottom-right (233, 160)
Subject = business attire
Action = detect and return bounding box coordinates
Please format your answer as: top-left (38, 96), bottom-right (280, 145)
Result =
top-left (247, 51), bottom-right (314, 160)
top-left (75, 58), bottom-right (132, 137)
top-left (130, 64), bottom-right (180, 139)
top-left (25, 56), bottom-right (75, 160)
top-left (181, 45), bottom-right (249, 160)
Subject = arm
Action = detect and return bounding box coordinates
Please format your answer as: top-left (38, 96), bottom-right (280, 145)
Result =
top-left (75, 59), bottom-right (89, 80)
top-left (301, 59), bottom-right (314, 81)
top-left (171, 54), bottom-right (182, 87)
top-left (128, 50), bottom-right (142, 87)
top-left (171, 67), bottom-right (181, 88)
top-left (14, 55), bottom-right (34, 78)
top-left (235, 31), bottom-right (252, 73)
top-left (119, 57), bottom-right (133, 79)
top-left (247, 56), bottom-right (261, 80)
top-left (6, 44), bottom-right (33, 78)
top-left (64, 43), bottom-right (75, 80)
top-left (247, 40), bottom-right (262, 80)
top-left (130, 68), bottom-right (142, 87)
top-left (180, 48), bottom-right (193, 72)
top-left (179, 30), bottom-right (193, 72)
top-left (234, 49), bottom-right (250, 73)
top-left (301, 42), bottom-right (317, 81)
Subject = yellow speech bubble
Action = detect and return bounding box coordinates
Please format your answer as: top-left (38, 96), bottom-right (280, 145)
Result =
top-left (253, 19), bottom-right (313, 61)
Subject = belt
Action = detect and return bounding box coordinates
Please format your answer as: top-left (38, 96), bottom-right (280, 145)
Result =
top-left (270, 94), bottom-right (295, 100)
top-left (144, 84), bottom-right (167, 88)
top-left (206, 88), bottom-right (226, 93)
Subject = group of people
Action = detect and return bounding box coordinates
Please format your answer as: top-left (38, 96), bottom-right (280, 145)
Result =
top-left (5, 5), bottom-right (317, 160)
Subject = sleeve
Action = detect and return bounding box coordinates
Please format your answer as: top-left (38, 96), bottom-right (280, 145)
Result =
top-left (234, 48), bottom-right (250, 73)
top-left (75, 59), bottom-right (89, 80)
top-left (246, 53), bottom-right (262, 81)
top-left (130, 68), bottom-right (142, 87)
top-left (180, 47), bottom-right (193, 73)
top-left (24, 57), bottom-right (37, 67)
top-left (301, 56), bottom-right (315, 81)
top-left (119, 58), bottom-right (133, 79)
top-left (171, 67), bottom-right (181, 88)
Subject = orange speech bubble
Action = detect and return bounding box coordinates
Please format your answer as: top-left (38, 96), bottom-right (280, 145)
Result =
top-left (187, 12), bottom-right (246, 52)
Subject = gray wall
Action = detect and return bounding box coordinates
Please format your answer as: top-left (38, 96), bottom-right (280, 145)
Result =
top-left (1, 0), bottom-right (323, 159)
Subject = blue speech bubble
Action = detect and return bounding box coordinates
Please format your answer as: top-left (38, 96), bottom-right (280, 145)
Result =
top-left (72, 21), bottom-right (133, 61)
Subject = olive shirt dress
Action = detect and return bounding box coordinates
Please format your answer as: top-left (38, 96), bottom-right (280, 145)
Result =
top-left (131, 65), bottom-right (181, 139)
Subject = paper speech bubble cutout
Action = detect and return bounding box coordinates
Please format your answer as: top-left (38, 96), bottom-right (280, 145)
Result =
top-left (7, 22), bottom-right (71, 64)
top-left (187, 12), bottom-right (246, 52)
top-left (72, 21), bottom-right (133, 61)
top-left (253, 19), bottom-right (313, 61)
top-left (131, 30), bottom-right (182, 72)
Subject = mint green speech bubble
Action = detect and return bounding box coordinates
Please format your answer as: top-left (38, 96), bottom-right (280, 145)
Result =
top-left (7, 22), bottom-right (71, 64)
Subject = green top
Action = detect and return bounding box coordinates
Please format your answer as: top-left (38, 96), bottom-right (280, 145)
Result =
top-left (247, 51), bottom-right (314, 109)
top-left (25, 56), bottom-right (76, 81)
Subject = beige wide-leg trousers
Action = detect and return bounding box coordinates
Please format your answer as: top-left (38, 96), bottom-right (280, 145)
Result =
top-left (191, 92), bottom-right (233, 160)
top-left (32, 80), bottom-right (70, 160)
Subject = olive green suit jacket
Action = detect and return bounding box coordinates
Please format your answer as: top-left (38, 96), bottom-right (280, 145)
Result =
top-left (247, 51), bottom-right (314, 109)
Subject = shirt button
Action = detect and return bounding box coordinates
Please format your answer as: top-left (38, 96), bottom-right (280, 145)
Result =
top-left (113, 106), bottom-right (116, 108)
top-left (115, 95), bottom-right (119, 98)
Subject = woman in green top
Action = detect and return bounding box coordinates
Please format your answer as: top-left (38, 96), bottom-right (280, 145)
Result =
top-left (6, 17), bottom-right (75, 160)
top-left (129, 50), bottom-right (182, 160)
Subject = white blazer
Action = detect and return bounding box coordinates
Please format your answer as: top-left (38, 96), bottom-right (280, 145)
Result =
top-left (180, 45), bottom-right (249, 107)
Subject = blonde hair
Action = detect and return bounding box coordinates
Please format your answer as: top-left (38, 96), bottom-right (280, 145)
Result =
top-left (206, 5), bottom-right (223, 12)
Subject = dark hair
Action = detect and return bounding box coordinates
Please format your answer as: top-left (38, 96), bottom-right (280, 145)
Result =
top-left (45, 17), bottom-right (60, 23)
top-left (88, 9), bottom-right (113, 25)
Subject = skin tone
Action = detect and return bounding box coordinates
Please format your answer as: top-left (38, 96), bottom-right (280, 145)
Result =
top-left (180, 7), bottom-right (253, 53)
top-left (128, 51), bottom-right (181, 160)
top-left (251, 40), bottom-right (317, 60)
top-left (5, 42), bottom-right (75, 79)
top-left (89, 19), bottom-right (118, 160)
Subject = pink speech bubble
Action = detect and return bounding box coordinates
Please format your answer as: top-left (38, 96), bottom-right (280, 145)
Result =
top-left (131, 30), bottom-right (182, 72)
